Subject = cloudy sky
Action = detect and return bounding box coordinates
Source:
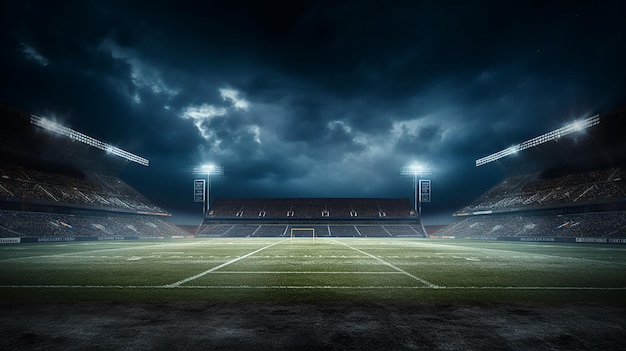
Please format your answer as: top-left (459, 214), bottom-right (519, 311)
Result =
top-left (1, 1), bottom-right (625, 224)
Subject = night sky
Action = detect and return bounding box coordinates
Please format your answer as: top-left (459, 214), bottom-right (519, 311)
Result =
top-left (1, 1), bottom-right (625, 225)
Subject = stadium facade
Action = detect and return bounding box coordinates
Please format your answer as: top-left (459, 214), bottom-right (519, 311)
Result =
top-left (437, 104), bottom-right (626, 242)
top-left (0, 105), bottom-right (186, 242)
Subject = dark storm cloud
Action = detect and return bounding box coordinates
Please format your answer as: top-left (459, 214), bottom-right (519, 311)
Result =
top-left (396, 123), bottom-right (443, 154)
top-left (2, 0), bottom-right (625, 224)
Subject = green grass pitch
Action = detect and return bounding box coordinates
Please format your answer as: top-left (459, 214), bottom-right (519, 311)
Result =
top-left (1, 238), bottom-right (625, 304)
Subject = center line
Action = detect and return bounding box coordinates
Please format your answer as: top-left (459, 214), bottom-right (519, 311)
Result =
top-left (165, 239), bottom-right (287, 287)
top-left (335, 240), bottom-right (437, 288)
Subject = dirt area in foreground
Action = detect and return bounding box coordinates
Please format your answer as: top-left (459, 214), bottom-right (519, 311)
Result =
top-left (1, 302), bottom-right (624, 350)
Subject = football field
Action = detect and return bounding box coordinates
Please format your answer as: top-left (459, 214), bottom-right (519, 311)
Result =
top-left (1, 237), bottom-right (625, 304)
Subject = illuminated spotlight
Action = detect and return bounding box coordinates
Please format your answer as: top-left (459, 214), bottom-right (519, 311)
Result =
top-left (193, 163), bottom-right (224, 216)
top-left (572, 120), bottom-right (585, 131)
top-left (193, 163), bottom-right (224, 176)
top-left (30, 114), bottom-right (149, 166)
top-left (475, 114), bottom-right (600, 167)
top-left (508, 145), bottom-right (520, 154)
top-left (400, 163), bottom-right (430, 176)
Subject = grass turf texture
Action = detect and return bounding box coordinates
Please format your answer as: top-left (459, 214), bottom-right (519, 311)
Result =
top-left (1, 238), bottom-right (625, 304)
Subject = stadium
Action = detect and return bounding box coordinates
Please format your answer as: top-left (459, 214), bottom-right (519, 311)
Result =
top-left (439, 105), bottom-right (626, 242)
top-left (1, 103), bottom-right (625, 350)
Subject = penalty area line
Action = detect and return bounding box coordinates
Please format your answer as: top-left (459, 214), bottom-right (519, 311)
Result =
top-left (164, 239), bottom-right (288, 287)
top-left (333, 240), bottom-right (437, 288)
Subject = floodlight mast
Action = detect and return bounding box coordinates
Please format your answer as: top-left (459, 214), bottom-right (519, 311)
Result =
top-left (475, 115), bottom-right (600, 167)
top-left (193, 164), bottom-right (223, 216)
top-left (401, 165), bottom-right (431, 235)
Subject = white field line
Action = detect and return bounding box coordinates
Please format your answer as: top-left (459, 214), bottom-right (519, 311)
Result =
top-left (410, 241), bottom-right (626, 266)
top-left (334, 240), bottom-right (437, 288)
top-left (208, 271), bottom-right (404, 274)
top-left (1, 285), bottom-right (625, 290)
top-left (0, 241), bottom-right (203, 262)
top-left (165, 239), bottom-right (288, 287)
top-left (180, 286), bottom-right (626, 290)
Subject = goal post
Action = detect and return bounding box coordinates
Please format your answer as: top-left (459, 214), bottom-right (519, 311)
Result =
top-left (290, 227), bottom-right (316, 244)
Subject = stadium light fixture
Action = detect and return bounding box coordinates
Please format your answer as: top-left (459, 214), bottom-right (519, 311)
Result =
top-left (476, 114), bottom-right (600, 167)
top-left (401, 164), bottom-right (431, 234)
top-left (193, 163), bottom-right (223, 216)
top-left (400, 164), bottom-right (429, 176)
top-left (30, 114), bottom-right (149, 166)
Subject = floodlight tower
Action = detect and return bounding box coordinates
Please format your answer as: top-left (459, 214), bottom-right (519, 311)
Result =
top-left (193, 164), bottom-right (223, 216)
top-left (401, 164), bottom-right (431, 237)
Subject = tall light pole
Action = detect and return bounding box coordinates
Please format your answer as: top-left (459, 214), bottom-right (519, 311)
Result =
top-left (401, 164), bottom-right (431, 235)
top-left (193, 164), bottom-right (223, 217)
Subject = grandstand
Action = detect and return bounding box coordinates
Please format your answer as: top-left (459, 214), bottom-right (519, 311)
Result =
top-left (437, 104), bottom-right (626, 242)
top-left (197, 197), bottom-right (426, 237)
top-left (0, 105), bottom-right (186, 241)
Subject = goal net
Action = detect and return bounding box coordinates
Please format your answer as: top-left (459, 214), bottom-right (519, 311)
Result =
top-left (290, 227), bottom-right (316, 244)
